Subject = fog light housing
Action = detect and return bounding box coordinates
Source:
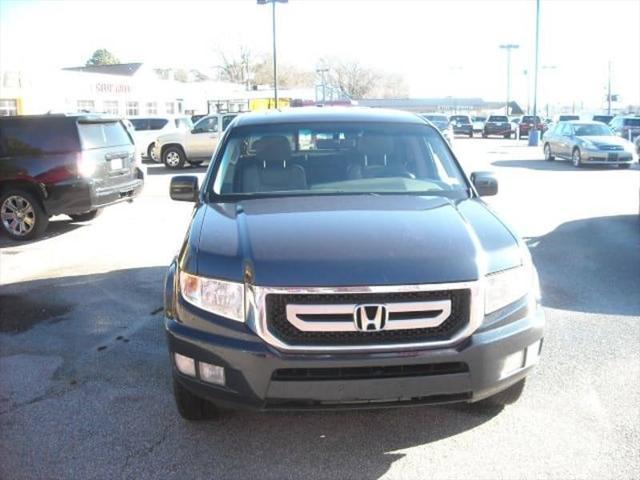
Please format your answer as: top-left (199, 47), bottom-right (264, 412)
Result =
top-left (199, 362), bottom-right (225, 385)
top-left (525, 340), bottom-right (542, 368)
top-left (500, 350), bottom-right (525, 379)
top-left (174, 353), bottom-right (196, 377)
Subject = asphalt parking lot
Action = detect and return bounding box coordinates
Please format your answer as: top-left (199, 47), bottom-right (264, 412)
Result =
top-left (1, 138), bottom-right (639, 480)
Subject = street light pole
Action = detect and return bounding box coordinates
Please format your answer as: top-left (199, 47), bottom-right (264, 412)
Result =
top-left (316, 67), bottom-right (329, 103)
top-left (499, 44), bottom-right (519, 116)
top-left (529, 0), bottom-right (540, 146)
top-left (607, 60), bottom-right (612, 115)
top-left (258, 0), bottom-right (287, 109)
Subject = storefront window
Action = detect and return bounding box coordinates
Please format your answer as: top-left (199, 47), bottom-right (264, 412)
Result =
top-left (126, 101), bottom-right (139, 116)
top-left (146, 102), bottom-right (157, 115)
top-left (103, 100), bottom-right (119, 115)
top-left (165, 102), bottom-right (175, 114)
top-left (0, 99), bottom-right (18, 116)
top-left (77, 100), bottom-right (95, 112)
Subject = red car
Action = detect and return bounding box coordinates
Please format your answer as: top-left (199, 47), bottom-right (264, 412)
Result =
top-left (518, 115), bottom-right (547, 138)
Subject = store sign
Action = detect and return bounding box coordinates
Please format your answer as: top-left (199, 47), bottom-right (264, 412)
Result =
top-left (94, 82), bottom-right (131, 95)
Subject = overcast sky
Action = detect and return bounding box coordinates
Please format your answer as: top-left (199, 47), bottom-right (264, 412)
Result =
top-left (1, 0), bottom-right (639, 108)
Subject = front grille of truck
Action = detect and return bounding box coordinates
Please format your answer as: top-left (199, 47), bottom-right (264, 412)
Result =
top-left (272, 362), bottom-right (469, 381)
top-left (265, 289), bottom-right (470, 347)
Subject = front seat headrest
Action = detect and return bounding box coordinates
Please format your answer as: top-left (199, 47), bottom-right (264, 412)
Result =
top-left (358, 135), bottom-right (394, 157)
top-left (255, 135), bottom-right (292, 165)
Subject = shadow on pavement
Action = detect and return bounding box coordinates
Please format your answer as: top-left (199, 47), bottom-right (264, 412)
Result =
top-left (1, 266), bottom-right (501, 479)
top-left (0, 218), bottom-right (83, 248)
top-left (492, 158), bottom-right (639, 171)
top-left (527, 214), bottom-right (640, 316)
top-left (146, 163), bottom-right (208, 176)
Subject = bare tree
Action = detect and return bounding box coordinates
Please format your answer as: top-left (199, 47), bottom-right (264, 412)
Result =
top-left (321, 59), bottom-right (380, 99)
top-left (216, 46), bottom-right (254, 85)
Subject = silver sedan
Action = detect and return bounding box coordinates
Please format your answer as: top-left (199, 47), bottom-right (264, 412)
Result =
top-left (542, 121), bottom-right (637, 168)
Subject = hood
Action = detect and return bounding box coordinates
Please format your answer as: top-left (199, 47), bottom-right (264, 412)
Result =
top-left (577, 135), bottom-right (631, 147)
top-left (192, 195), bottom-right (522, 287)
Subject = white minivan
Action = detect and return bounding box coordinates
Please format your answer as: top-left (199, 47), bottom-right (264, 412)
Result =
top-left (128, 116), bottom-right (193, 161)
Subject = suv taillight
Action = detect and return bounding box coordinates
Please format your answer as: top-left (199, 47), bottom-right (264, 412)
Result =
top-left (77, 153), bottom-right (96, 177)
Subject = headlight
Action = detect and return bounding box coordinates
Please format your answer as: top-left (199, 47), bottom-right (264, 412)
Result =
top-left (485, 255), bottom-right (539, 314)
top-left (582, 141), bottom-right (598, 150)
top-left (179, 271), bottom-right (244, 321)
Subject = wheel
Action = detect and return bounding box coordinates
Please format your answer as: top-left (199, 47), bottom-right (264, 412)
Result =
top-left (544, 143), bottom-right (555, 161)
top-left (503, 133), bottom-right (510, 139)
top-left (478, 379), bottom-right (526, 407)
top-left (572, 148), bottom-right (583, 168)
top-left (147, 143), bottom-right (158, 162)
top-left (69, 209), bottom-right (102, 222)
top-left (618, 163), bottom-right (631, 169)
top-left (0, 189), bottom-right (49, 241)
top-left (482, 132), bottom-right (487, 138)
top-left (172, 378), bottom-right (217, 421)
top-left (468, 131), bottom-right (473, 138)
top-left (163, 146), bottom-right (185, 169)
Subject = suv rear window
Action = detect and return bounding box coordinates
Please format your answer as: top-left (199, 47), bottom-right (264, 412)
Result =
top-left (522, 116), bottom-right (541, 123)
top-left (488, 116), bottom-right (508, 122)
top-left (79, 121), bottom-right (132, 150)
top-left (450, 116), bottom-right (471, 123)
top-left (149, 119), bottom-right (169, 130)
top-left (0, 117), bottom-right (80, 156)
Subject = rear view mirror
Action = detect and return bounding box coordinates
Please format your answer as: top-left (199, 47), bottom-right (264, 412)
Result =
top-left (471, 171), bottom-right (498, 197)
top-left (170, 175), bottom-right (199, 202)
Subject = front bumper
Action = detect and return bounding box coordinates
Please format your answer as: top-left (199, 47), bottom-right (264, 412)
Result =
top-left (166, 297), bottom-right (545, 410)
top-left (582, 149), bottom-right (635, 165)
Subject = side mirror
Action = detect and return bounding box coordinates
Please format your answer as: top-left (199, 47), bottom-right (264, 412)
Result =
top-left (471, 171), bottom-right (498, 197)
top-left (170, 175), bottom-right (199, 202)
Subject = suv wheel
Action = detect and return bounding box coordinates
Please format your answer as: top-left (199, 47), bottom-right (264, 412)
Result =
top-left (69, 209), bottom-right (102, 222)
top-left (572, 148), bottom-right (583, 168)
top-left (0, 189), bottom-right (49, 241)
top-left (173, 378), bottom-right (218, 421)
top-left (544, 143), bottom-right (555, 161)
top-left (477, 379), bottom-right (527, 408)
top-left (147, 143), bottom-right (158, 162)
top-left (163, 147), bottom-right (185, 169)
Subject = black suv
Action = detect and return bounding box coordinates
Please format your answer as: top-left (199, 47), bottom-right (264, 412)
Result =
top-left (164, 108), bottom-right (544, 419)
top-left (483, 115), bottom-right (513, 138)
top-left (449, 115), bottom-right (473, 137)
top-left (0, 114), bottom-right (144, 240)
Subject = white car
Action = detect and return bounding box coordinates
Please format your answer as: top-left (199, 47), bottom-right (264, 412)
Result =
top-left (129, 116), bottom-right (193, 162)
top-left (154, 113), bottom-right (238, 169)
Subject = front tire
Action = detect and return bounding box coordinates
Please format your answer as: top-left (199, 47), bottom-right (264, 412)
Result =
top-left (173, 378), bottom-right (217, 421)
top-left (572, 148), bottom-right (583, 168)
top-left (0, 189), bottom-right (49, 241)
top-left (544, 143), bottom-right (555, 161)
top-left (163, 146), bottom-right (186, 169)
top-left (147, 143), bottom-right (158, 162)
top-left (69, 209), bottom-right (102, 222)
top-left (618, 163), bottom-right (631, 169)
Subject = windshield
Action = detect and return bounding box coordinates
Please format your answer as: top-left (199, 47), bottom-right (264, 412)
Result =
top-left (473, 117), bottom-right (486, 122)
top-left (623, 118), bottom-right (640, 126)
top-left (573, 123), bottom-right (614, 136)
top-left (210, 122), bottom-right (468, 199)
top-left (488, 116), bottom-right (508, 122)
top-left (559, 115), bottom-right (579, 121)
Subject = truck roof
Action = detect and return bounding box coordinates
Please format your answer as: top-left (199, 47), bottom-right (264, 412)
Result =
top-left (234, 107), bottom-right (426, 127)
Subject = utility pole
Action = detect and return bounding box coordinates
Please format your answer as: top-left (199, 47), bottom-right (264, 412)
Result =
top-left (316, 67), bottom-right (329, 103)
top-left (500, 44), bottom-right (519, 116)
top-left (607, 60), bottom-right (612, 115)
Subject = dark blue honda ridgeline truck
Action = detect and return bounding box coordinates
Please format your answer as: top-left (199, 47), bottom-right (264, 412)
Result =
top-left (164, 107), bottom-right (544, 420)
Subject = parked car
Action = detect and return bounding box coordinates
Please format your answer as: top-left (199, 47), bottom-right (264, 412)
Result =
top-left (472, 116), bottom-right (486, 134)
top-left (420, 113), bottom-right (453, 145)
top-left (635, 134), bottom-right (640, 155)
top-left (542, 120), bottom-right (636, 168)
top-left (0, 114), bottom-right (144, 240)
top-left (164, 107), bottom-right (544, 419)
top-left (592, 115), bottom-right (614, 125)
top-left (128, 116), bottom-right (192, 162)
top-left (449, 115), bottom-right (473, 137)
top-left (154, 113), bottom-right (238, 169)
top-left (518, 115), bottom-right (547, 138)
top-left (557, 115), bottom-right (579, 122)
top-left (609, 115), bottom-right (640, 142)
top-left (483, 115), bottom-right (513, 138)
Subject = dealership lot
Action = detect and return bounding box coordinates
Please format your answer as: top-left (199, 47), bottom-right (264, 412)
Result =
top-left (1, 138), bottom-right (639, 479)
